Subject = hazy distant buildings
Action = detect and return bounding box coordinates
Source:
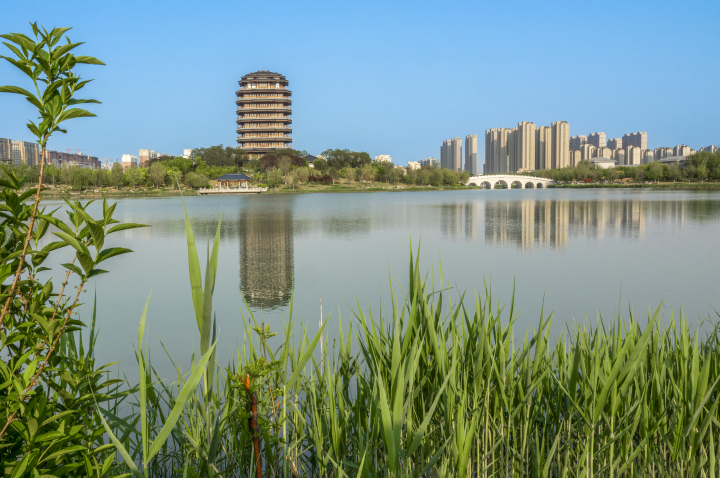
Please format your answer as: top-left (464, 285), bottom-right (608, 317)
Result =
top-left (615, 148), bottom-right (626, 166)
top-left (551, 121), bottom-right (570, 169)
top-left (0, 138), bottom-right (11, 162)
top-left (374, 154), bottom-right (392, 163)
top-left (655, 147), bottom-right (673, 160)
top-left (407, 161), bottom-right (420, 170)
top-left (236, 70), bottom-right (292, 158)
top-left (139, 149), bottom-right (157, 167)
top-left (183, 149), bottom-right (192, 159)
top-left (484, 128), bottom-right (509, 174)
top-left (642, 149), bottom-right (655, 164)
top-left (121, 154), bottom-right (138, 170)
top-left (11, 140), bottom-right (40, 166)
top-left (570, 135), bottom-right (587, 151)
top-left (579, 144), bottom-right (596, 160)
top-left (569, 150), bottom-right (581, 166)
top-left (673, 145), bottom-right (691, 157)
top-left (700, 145), bottom-right (717, 153)
top-left (485, 120), bottom-right (568, 172)
top-left (626, 145), bottom-right (642, 166)
top-left (587, 132), bottom-right (607, 148)
top-left (622, 132), bottom-right (647, 150)
top-left (441, 140), bottom-right (450, 169)
top-left (607, 138), bottom-right (622, 150)
top-left (464, 135), bottom-right (478, 175)
top-left (419, 157), bottom-right (437, 168)
top-left (441, 138), bottom-right (462, 171)
top-left (535, 126), bottom-right (551, 170)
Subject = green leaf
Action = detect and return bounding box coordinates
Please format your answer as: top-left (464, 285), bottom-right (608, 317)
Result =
top-left (286, 319), bottom-right (328, 391)
top-left (96, 247), bottom-right (132, 265)
top-left (61, 262), bottom-right (83, 277)
top-left (106, 223), bottom-right (147, 235)
top-left (57, 108), bottom-right (96, 124)
top-left (74, 55), bottom-right (105, 65)
top-left (147, 340), bottom-right (218, 461)
top-left (96, 409), bottom-right (141, 478)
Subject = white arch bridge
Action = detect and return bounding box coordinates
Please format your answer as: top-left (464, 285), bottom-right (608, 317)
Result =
top-left (466, 174), bottom-right (554, 189)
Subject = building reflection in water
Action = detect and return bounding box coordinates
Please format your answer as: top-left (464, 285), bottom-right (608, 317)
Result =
top-left (238, 203), bottom-right (294, 309)
top-left (484, 199), bottom-right (653, 250)
top-left (440, 202), bottom-right (478, 240)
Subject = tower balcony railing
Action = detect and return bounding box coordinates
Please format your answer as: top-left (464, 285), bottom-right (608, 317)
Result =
top-left (238, 85), bottom-right (287, 89)
top-left (237, 124), bottom-right (292, 129)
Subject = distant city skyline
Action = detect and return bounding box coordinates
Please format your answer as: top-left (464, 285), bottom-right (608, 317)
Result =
top-left (1, 0), bottom-right (718, 166)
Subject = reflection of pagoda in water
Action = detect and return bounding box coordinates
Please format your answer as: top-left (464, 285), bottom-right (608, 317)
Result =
top-left (238, 204), bottom-right (294, 309)
top-left (484, 199), bottom-right (654, 250)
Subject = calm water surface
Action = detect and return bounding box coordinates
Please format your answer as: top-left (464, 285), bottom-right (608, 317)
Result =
top-left (44, 189), bottom-right (720, 379)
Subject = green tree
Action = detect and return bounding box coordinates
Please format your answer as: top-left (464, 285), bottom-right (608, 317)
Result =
top-left (149, 161), bottom-right (167, 189)
top-left (296, 166), bottom-right (309, 187)
top-left (185, 171), bottom-right (209, 189)
top-left (125, 166), bottom-right (144, 188)
top-left (345, 167), bottom-right (355, 184)
top-left (314, 157), bottom-right (329, 171)
top-left (111, 162), bottom-right (124, 187)
top-left (267, 167), bottom-right (283, 190)
top-left (646, 162), bottom-right (663, 182)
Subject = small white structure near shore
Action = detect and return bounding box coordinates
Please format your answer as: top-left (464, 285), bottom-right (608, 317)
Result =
top-left (590, 158), bottom-right (617, 169)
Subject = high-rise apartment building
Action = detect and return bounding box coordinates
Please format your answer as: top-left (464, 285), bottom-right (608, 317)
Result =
top-left (450, 137), bottom-right (462, 172)
top-left (464, 135), bottom-right (478, 175)
top-left (607, 138), bottom-right (622, 150)
top-left (673, 144), bottom-right (691, 157)
top-left (484, 128), bottom-right (509, 174)
top-left (441, 140), bottom-right (451, 169)
top-left (407, 161), bottom-right (420, 170)
top-left (512, 122), bottom-right (535, 172)
top-left (570, 135), bottom-right (587, 151)
top-left (569, 150), bottom-right (581, 166)
top-left (139, 149), bottom-right (157, 167)
top-left (535, 126), bottom-right (552, 170)
top-left (11, 141), bottom-right (40, 166)
top-left (614, 148), bottom-right (626, 166)
top-left (580, 144), bottom-right (597, 160)
top-left (626, 145), bottom-right (641, 166)
top-left (374, 155), bottom-right (392, 163)
top-left (419, 157), bottom-right (437, 168)
top-left (0, 138), bottom-right (11, 162)
top-left (236, 70), bottom-right (292, 158)
top-left (551, 121), bottom-right (570, 169)
top-left (183, 149), bottom-right (192, 159)
top-left (622, 132), bottom-right (647, 150)
top-left (700, 145), bottom-right (717, 153)
top-left (654, 147), bottom-right (672, 160)
top-left (642, 149), bottom-right (655, 164)
top-left (121, 154), bottom-right (138, 170)
top-left (597, 147), bottom-right (612, 159)
top-left (587, 132), bottom-right (607, 148)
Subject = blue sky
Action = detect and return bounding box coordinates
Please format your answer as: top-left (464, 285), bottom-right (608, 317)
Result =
top-left (1, 0), bottom-right (718, 168)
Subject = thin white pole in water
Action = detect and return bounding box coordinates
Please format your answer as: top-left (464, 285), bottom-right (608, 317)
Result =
top-left (319, 299), bottom-right (324, 371)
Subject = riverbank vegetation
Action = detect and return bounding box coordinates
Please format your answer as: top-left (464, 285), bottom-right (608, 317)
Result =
top-left (528, 153), bottom-right (720, 185)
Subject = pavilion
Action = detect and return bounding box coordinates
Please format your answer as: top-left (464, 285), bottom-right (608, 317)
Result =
top-left (215, 173), bottom-right (252, 188)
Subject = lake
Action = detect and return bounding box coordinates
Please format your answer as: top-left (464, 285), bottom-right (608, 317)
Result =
top-left (42, 188), bottom-right (720, 379)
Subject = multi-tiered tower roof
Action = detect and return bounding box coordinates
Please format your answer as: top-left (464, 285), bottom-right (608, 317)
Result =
top-left (236, 71), bottom-right (292, 157)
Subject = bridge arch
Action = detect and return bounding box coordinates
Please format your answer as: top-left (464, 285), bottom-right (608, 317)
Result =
top-left (494, 179), bottom-right (509, 189)
top-left (524, 181), bottom-right (536, 189)
top-left (509, 180), bottom-right (524, 189)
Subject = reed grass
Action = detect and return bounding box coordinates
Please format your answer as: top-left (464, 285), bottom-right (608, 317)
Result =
top-left (95, 239), bottom-right (720, 477)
